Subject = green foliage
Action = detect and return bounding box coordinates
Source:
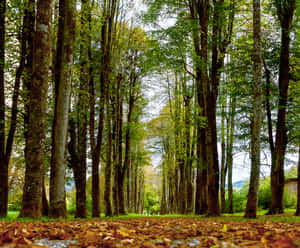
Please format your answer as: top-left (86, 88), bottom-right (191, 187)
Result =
top-left (257, 177), bottom-right (297, 210)
top-left (232, 188), bottom-right (248, 213)
top-left (144, 191), bottom-right (160, 215)
top-left (258, 178), bottom-right (272, 209)
top-left (224, 176), bottom-right (297, 213)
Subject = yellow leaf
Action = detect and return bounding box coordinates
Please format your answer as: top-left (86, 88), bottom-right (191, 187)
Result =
top-left (261, 237), bottom-right (268, 248)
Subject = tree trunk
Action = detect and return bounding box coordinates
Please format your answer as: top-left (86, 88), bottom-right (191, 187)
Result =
top-left (220, 102), bottom-right (226, 213)
top-left (183, 84), bottom-right (193, 213)
top-left (49, 0), bottom-right (76, 218)
top-left (23, 0), bottom-right (35, 183)
top-left (120, 69), bottom-right (136, 213)
top-left (117, 93), bottom-right (124, 214)
top-left (104, 83), bottom-right (113, 217)
top-left (244, 0), bottom-right (263, 219)
top-left (160, 162), bottom-right (167, 214)
top-left (227, 96), bottom-right (236, 213)
top-left (126, 161), bottom-right (131, 212)
top-left (42, 180), bottom-right (49, 216)
top-left (133, 161), bottom-right (138, 213)
top-left (0, 0), bottom-right (27, 216)
top-left (90, 71), bottom-right (104, 217)
top-left (112, 86), bottom-right (119, 216)
top-left (296, 142), bottom-right (300, 216)
top-left (0, 0), bottom-right (6, 217)
top-left (0, 0), bottom-right (30, 217)
top-left (195, 120), bottom-right (208, 215)
top-left (269, 0), bottom-right (295, 214)
top-left (20, 0), bottom-right (53, 219)
top-left (71, 0), bottom-right (90, 218)
top-left (263, 59), bottom-right (275, 158)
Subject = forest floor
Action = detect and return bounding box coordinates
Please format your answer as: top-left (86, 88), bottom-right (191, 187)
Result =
top-left (1, 214), bottom-right (300, 248)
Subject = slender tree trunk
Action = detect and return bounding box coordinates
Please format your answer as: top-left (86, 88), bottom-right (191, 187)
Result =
top-left (220, 102), bottom-right (226, 213)
top-left (22, 0), bottom-right (35, 216)
top-left (112, 86), bottom-right (119, 216)
top-left (126, 161), bottom-right (131, 212)
top-left (120, 71), bottom-right (136, 213)
top-left (160, 162), bottom-right (167, 214)
top-left (183, 88), bottom-right (193, 213)
top-left (104, 83), bottom-right (113, 217)
top-left (296, 142), bottom-right (300, 216)
top-left (263, 59), bottom-right (275, 157)
top-left (133, 161), bottom-right (138, 213)
top-left (227, 96), bottom-right (236, 213)
top-left (195, 119), bottom-right (208, 215)
top-left (0, 0), bottom-right (27, 216)
top-left (0, 0), bottom-right (6, 216)
top-left (244, 0), bottom-right (263, 219)
top-left (90, 18), bottom-right (106, 216)
top-left (269, 0), bottom-right (295, 214)
top-left (117, 94), bottom-right (124, 214)
top-left (89, 36), bottom-right (98, 216)
top-left (20, 0), bottom-right (53, 219)
top-left (49, 0), bottom-right (76, 218)
top-left (90, 69), bottom-right (104, 217)
top-left (71, 0), bottom-right (90, 218)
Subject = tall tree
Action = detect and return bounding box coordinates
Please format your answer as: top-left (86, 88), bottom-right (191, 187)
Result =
top-left (220, 99), bottom-right (226, 213)
top-left (90, 0), bottom-right (118, 217)
top-left (227, 95), bottom-right (236, 213)
top-left (296, 140), bottom-right (300, 216)
top-left (49, 0), bottom-right (76, 218)
top-left (269, 0), bottom-right (296, 214)
top-left (244, 0), bottom-right (263, 219)
top-left (68, 0), bottom-right (90, 219)
top-left (103, 0), bottom-right (118, 217)
top-left (0, 0), bottom-right (6, 217)
top-left (20, 0), bottom-right (53, 219)
top-left (189, 0), bottom-right (209, 215)
top-left (0, 0), bottom-right (34, 217)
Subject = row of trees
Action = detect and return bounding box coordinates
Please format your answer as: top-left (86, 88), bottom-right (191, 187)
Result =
top-left (145, 0), bottom-right (299, 218)
top-left (0, 0), bottom-right (299, 219)
top-left (0, 0), bottom-right (151, 218)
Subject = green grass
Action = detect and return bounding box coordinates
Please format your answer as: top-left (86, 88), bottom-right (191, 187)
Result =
top-left (1, 209), bottom-right (299, 223)
top-left (7, 211), bottom-right (19, 218)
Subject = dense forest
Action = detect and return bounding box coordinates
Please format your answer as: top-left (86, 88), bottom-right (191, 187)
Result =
top-left (0, 0), bottom-right (299, 220)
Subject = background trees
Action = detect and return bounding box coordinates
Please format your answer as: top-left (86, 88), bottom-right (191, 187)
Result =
top-left (0, 0), bottom-right (299, 219)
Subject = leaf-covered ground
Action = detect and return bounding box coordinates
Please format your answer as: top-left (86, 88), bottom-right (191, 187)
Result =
top-left (1, 216), bottom-right (300, 247)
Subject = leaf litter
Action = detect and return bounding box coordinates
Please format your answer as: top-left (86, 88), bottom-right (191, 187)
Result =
top-left (1, 217), bottom-right (300, 247)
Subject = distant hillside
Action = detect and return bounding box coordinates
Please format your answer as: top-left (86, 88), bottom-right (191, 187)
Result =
top-left (226, 180), bottom-right (246, 190)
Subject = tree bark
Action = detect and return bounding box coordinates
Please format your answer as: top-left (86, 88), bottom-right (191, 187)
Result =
top-left (70, 0), bottom-right (90, 218)
top-left (0, 2), bottom-right (5, 216)
top-left (183, 80), bottom-right (193, 213)
top-left (20, 0), bottom-right (53, 219)
top-left (160, 161), bottom-right (167, 215)
top-left (296, 141), bottom-right (300, 216)
top-left (244, 0), bottom-right (263, 219)
top-left (220, 102), bottom-right (226, 213)
top-left (227, 96), bottom-right (236, 213)
top-left (120, 68), bottom-right (137, 213)
top-left (195, 121), bottom-right (208, 215)
top-left (0, 0), bottom-right (26, 216)
top-left (269, 0), bottom-right (295, 214)
top-left (117, 91), bottom-right (124, 214)
top-left (263, 59), bottom-right (275, 157)
top-left (104, 84), bottom-right (113, 217)
top-left (50, 0), bottom-right (76, 218)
